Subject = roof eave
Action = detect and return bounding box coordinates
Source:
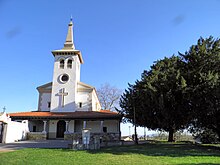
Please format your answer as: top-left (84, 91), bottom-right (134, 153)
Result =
top-left (51, 49), bottom-right (84, 64)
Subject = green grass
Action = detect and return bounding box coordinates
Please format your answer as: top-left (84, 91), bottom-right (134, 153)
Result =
top-left (0, 142), bottom-right (220, 165)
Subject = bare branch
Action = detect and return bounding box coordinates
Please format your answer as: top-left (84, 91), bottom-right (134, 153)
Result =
top-left (97, 83), bottom-right (122, 111)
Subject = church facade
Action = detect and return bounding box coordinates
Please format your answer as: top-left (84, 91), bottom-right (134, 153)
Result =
top-left (10, 20), bottom-right (122, 141)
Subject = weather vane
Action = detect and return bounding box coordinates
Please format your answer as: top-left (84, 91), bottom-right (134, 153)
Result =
top-left (3, 106), bottom-right (6, 112)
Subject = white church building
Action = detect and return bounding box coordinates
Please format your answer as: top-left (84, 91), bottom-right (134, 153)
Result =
top-left (9, 20), bottom-right (122, 142)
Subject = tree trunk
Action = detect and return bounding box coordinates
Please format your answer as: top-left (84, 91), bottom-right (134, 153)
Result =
top-left (134, 124), bottom-right (138, 145)
top-left (168, 128), bottom-right (175, 142)
top-left (133, 106), bottom-right (138, 145)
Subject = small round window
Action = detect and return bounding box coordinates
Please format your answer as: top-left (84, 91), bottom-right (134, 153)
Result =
top-left (60, 74), bottom-right (69, 83)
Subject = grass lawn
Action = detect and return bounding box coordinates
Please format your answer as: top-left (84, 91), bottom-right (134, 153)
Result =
top-left (0, 142), bottom-right (220, 165)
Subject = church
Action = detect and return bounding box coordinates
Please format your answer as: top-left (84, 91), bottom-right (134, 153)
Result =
top-left (9, 19), bottom-right (122, 142)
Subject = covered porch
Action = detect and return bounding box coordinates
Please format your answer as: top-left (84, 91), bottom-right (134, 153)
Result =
top-left (27, 119), bottom-right (120, 141)
top-left (9, 111), bottom-right (122, 142)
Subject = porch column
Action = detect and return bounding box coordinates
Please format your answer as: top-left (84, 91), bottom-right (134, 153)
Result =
top-left (42, 120), bottom-right (47, 133)
top-left (100, 121), bottom-right (104, 133)
top-left (83, 121), bottom-right (87, 129)
top-left (65, 121), bottom-right (69, 133)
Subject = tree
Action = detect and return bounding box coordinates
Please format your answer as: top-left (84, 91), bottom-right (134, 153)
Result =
top-left (120, 36), bottom-right (220, 143)
top-left (193, 128), bottom-right (219, 144)
top-left (180, 37), bottom-right (220, 140)
top-left (97, 83), bottom-right (122, 111)
top-left (120, 56), bottom-right (191, 142)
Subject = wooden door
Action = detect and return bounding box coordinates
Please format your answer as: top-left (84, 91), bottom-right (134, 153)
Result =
top-left (56, 120), bottom-right (66, 138)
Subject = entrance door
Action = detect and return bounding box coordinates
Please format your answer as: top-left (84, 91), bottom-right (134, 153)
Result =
top-left (56, 120), bottom-right (66, 138)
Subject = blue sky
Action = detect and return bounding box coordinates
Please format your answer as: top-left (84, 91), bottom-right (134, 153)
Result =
top-left (1, 0), bottom-right (220, 136)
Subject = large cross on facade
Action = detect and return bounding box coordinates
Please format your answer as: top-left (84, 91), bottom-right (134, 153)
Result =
top-left (58, 88), bottom-right (68, 107)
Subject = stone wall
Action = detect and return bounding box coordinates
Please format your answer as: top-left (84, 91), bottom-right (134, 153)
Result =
top-left (64, 132), bottom-right (74, 140)
top-left (101, 133), bottom-right (121, 142)
top-left (64, 132), bottom-right (120, 142)
top-left (27, 132), bottom-right (47, 140)
top-left (66, 132), bottom-right (101, 150)
top-left (65, 132), bottom-right (121, 149)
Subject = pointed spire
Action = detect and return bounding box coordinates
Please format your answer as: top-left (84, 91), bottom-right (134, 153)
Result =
top-left (63, 18), bottom-right (75, 50)
top-left (52, 18), bottom-right (84, 64)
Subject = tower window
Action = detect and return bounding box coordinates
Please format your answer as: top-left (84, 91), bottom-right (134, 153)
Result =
top-left (60, 74), bottom-right (69, 83)
top-left (60, 59), bottom-right (64, 69)
top-left (67, 59), bottom-right (72, 69)
top-left (79, 102), bottom-right (82, 108)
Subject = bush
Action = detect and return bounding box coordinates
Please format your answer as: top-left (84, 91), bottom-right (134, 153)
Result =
top-left (195, 129), bottom-right (219, 144)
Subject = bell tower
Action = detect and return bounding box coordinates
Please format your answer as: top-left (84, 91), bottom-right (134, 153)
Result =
top-left (50, 19), bottom-right (84, 112)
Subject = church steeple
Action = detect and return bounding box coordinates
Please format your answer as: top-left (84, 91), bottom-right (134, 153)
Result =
top-left (52, 19), bottom-right (84, 64)
top-left (63, 19), bottom-right (75, 50)
top-left (50, 19), bottom-right (84, 112)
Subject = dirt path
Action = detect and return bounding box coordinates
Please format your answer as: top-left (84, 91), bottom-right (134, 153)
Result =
top-left (0, 140), bottom-right (71, 152)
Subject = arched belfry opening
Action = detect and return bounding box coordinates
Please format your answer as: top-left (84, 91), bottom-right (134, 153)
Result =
top-left (67, 59), bottom-right (72, 69)
top-left (60, 59), bottom-right (64, 69)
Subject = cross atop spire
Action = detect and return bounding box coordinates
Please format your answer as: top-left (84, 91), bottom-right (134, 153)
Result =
top-left (2, 106), bottom-right (6, 112)
top-left (63, 18), bottom-right (75, 50)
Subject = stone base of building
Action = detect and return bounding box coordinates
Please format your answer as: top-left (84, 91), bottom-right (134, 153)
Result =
top-left (64, 132), bottom-right (120, 141)
top-left (65, 132), bottom-right (121, 150)
top-left (66, 132), bottom-right (100, 150)
top-left (101, 133), bottom-right (121, 142)
top-left (68, 143), bottom-right (101, 150)
top-left (27, 132), bottom-right (47, 140)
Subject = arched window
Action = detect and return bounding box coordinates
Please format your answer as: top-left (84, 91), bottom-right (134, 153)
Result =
top-left (60, 59), bottom-right (64, 69)
top-left (67, 59), bottom-right (72, 69)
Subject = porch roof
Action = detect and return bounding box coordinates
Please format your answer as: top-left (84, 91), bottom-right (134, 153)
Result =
top-left (9, 110), bottom-right (122, 120)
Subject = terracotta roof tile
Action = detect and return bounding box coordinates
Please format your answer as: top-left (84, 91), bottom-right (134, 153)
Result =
top-left (9, 111), bottom-right (122, 120)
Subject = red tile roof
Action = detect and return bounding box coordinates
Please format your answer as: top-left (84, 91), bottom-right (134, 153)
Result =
top-left (9, 111), bottom-right (122, 120)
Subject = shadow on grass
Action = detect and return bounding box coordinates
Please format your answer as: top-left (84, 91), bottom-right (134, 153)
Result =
top-left (178, 163), bottom-right (219, 165)
top-left (83, 142), bottom-right (220, 158)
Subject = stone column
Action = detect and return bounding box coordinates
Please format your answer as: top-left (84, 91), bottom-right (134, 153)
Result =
top-left (100, 121), bottom-right (104, 133)
top-left (83, 121), bottom-right (87, 129)
top-left (42, 120), bottom-right (47, 133)
top-left (65, 121), bottom-right (69, 133)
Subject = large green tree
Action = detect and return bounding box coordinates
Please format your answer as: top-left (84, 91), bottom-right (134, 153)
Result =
top-left (120, 56), bottom-right (191, 142)
top-left (120, 36), bottom-right (220, 142)
top-left (180, 37), bottom-right (220, 140)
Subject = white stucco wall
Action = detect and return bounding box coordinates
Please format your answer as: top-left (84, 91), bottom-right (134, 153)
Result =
top-left (4, 120), bottom-right (29, 143)
top-left (86, 120), bottom-right (119, 133)
top-left (39, 93), bottom-right (51, 111)
top-left (51, 55), bottom-right (81, 112)
top-left (48, 120), bottom-right (58, 132)
top-left (86, 121), bottom-right (101, 132)
top-left (28, 120), bottom-right (44, 132)
top-left (103, 120), bottom-right (119, 132)
top-left (75, 120), bottom-right (83, 132)
top-left (48, 120), bottom-right (58, 138)
top-left (68, 120), bottom-right (75, 133)
top-left (91, 90), bottom-right (101, 111)
top-left (76, 89), bottom-right (101, 112)
top-left (76, 91), bottom-right (91, 111)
